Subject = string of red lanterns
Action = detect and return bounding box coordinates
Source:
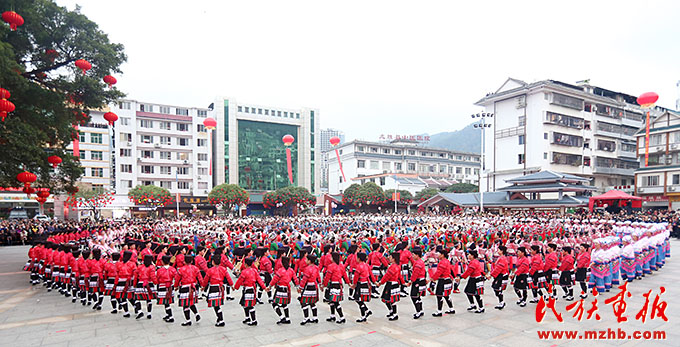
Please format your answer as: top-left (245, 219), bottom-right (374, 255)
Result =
top-left (282, 134), bottom-right (295, 185)
top-left (47, 155), bottom-right (62, 168)
top-left (0, 87), bottom-right (14, 121)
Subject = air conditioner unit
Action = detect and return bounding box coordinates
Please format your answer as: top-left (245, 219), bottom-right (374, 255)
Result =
top-left (672, 144), bottom-right (678, 150)
top-left (656, 146), bottom-right (664, 152)
top-left (154, 143), bottom-right (161, 148)
top-left (203, 190), bottom-right (209, 194)
top-left (669, 186), bottom-right (676, 192)
top-left (197, 176), bottom-right (202, 180)
top-left (638, 188), bottom-right (644, 193)
top-left (183, 160), bottom-right (189, 165)
top-left (126, 142), bottom-right (132, 146)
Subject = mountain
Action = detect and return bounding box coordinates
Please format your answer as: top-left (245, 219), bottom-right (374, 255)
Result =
top-left (426, 123), bottom-right (481, 153)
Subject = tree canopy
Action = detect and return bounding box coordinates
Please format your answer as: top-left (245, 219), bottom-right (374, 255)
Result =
top-left (0, 0), bottom-right (126, 192)
top-left (128, 185), bottom-right (174, 207)
top-left (342, 182), bottom-right (387, 207)
top-left (445, 183), bottom-right (479, 193)
top-left (208, 184), bottom-right (249, 211)
top-left (65, 188), bottom-right (113, 220)
top-left (384, 189), bottom-right (413, 205)
top-left (263, 186), bottom-right (315, 215)
top-left (415, 187), bottom-right (439, 202)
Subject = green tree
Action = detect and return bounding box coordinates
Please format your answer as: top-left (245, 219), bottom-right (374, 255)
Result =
top-left (384, 189), bottom-right (413, 205)
top-left (415, 187), bottom-right (439, 202)
top-left (208, 184), bottom-right (249, 213)
top-left (342, 182), bottom-right (387, 210)
top-left (341, 183), bottom-right (361, 205)
top-left (128, 185), bottom-right (174, 207)
top-left (445, 183), bottom-right (479, 193)
top-left (65, 188), bottom-right (113, 220)
top-left (0, 0), bottom-right (126, 192)
top-left (263, 186), bottom-right (315, 215)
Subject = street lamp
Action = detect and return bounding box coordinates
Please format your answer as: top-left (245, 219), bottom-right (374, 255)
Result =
top-left (472, 112), bottom-right (493, 212)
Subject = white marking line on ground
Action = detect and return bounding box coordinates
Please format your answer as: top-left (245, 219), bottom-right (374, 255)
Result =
top-left (0, 311), bottom-right (99, 330)
top-left (0, 290), bottom-right (37, 314)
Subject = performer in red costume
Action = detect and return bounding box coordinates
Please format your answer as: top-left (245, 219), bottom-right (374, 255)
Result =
top-left (175, 255), bottom-right (203, 326)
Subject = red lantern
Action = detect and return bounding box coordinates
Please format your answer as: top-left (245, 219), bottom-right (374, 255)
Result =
top-left (23, 186), bottom-right (36, 197)
top-left (45, 49), bottom-right (59, 63)
top-left (2, 11), bottom-right (24, 31)
top-left (282, 134), bottom-right (295, 146)
top-left (37, 189), bottom-right (50, 199)
top-left (74, 59), bottom-right (92, 75)
top-left (637, 92), bottom-right (658, 108)
top-left (203, 117), bottom-right (217, 130)
top-left (0, 99), bottom-right (15, 122)
top-left (103, 112), bottom-right (118, 126)
top-left (36, 196), bottom-right (47, 205)
top-left (0, 88), bottom-right (10, 99)
top-left (103, 75), bottom-right (117, 88)
top-left (48, 155), bottom-right (62, 168)
top-left (17, 171), bottom-right (37, 188)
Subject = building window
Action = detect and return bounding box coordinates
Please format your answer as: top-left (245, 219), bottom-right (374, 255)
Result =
top-left (121, 117), bottom-right (130, 125)
top-left (518, 154), bottom-right (525, 164)
top-left (198, 153), bottom-right (208, 161)
top-left (382, 162), bottom-right (390, 171)
top-left (408, 150), bottom-right (416, 155)
top-left (79, 150), bottom-right (86, 159)
top-left (552, 132), bottom-right (583, 147)
top-left (379, 177), bottom-right (385, 186)
top-left (142, 150), bottom-right (153, 159)
top-left (119, 149), bottom-right (131, 157)
top-left (178, 138), bottom-right (189, 146)
top-left (456, 167), bottom-right (462, 174)
top-left (160, 122), bottom-right (171, 130)
top-left (140, 119), bottom-right (153, 128)
top-left (356, 146), bottom-right (364, 152)
top-left (370, 147), bottom-right (378, 153)
top-left (552, 152), bottom-right (582, 166)
top-left (197, 124), bottom-right (206, 132)
top-left (141, 135), bottom-right (152, 144)
top-left (644, 175), bottom-right (659, 187)
top-left (474, 168), bottom-right (479, 175)
top-left (544, 152), bottom-right (548, 159)
top-left (91, 133), bottom-right (102, 144)
top-left (157, 136), bottom-right (169, 145)
top-left (159, 106), bottom-right (170, 114)
top-left (405, 163), bottom-right (414, 171)
top-left (357, 160), bottom-right (365, 168)
top-left (440, 165), bottom-right (446, 173)
top-left (120, 133), bottom-right (132, 142)
top-left (120, 164), bottom-right (132, 173)
top-left (296, 113), bottom-right (300, 119)
top-left (118, 102), bottom-right (131, 110)
top-left (465, 168), bottom-right (471, 175)
top-left (178, 181), bottom-right (190, 189)
top-left (197, 110), bottom-right (207, 117)
top-left (673, 174), bottom-right (680, 185)
top-left (141, 181), bottom-right (153, 186)
top-left (383, 148), bottom-right (390, 154)
top-left (394, 150), bottom-right (402, 155)
top-left (197, 139), bottom-right (207, 147)
top-left (369, 161), bottom-right (379, 170)
top-left (597, 139), bottom-right (616, 152)
top-left (140, 104), bottom-right (153, 112)
top-left (160, 166), bottom-right (172, 175)
top-left (176, 108), bottom-right (189, 116)
top-left (123, 180), bottom-right (133, 188)
top-left (159, 181), bottom-right (171, 189)
top-left (545, 111), bottom-right (585, 129)
top-left (544, 133), bottom-right (548, 140)
top-left (277, 111), bottom-right (281, 117)
top-left (79, 133), bottom-right (86, 143)
top-left (649, 134), bottom-right (665, 146)
top-left (551, 93), bottom-right (584, 110)
top-left (177, 123), bottom-right (189, 131)
top-left (518, 115), bottom-right (526, 127)
top-left (178, 152), bottom-right (188, 161)
top-left (198, 167), bottom-right (208, 175)
top-left (160, 151), bottom-right (171, 160)
top-left (584, 157), bottom-right (591, 166)
top-left (395, 163), bottom-right (402, 170)
top-left (177, 167), bottom-right (188, 175)
top-left (91, 151), bottom-right (103, 160)
top-left (91, 168), bottom-right (103, 177)
top-left (141, 165), bottom-right (154, 174)
top-left (237, 106), bottom-right (242, 112)
top-left (519, 135), bottom-right (525, 145)
top-left (198, 182), bottom-right (208, 189)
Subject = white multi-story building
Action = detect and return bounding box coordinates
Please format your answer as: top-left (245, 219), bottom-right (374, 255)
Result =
top-left (109, 100), bottom-right (213, 207)
top-left (328, 139), bottom-right (481, 195)
top-left (210, 98), bottom-right (321, 193)
top-left (319, 129), bottom-right (345, 190)
top-left (475, 78), bottom-right (645, 194)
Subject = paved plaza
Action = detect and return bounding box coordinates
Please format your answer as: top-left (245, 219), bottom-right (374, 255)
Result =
top-left (0, 243), bottom-right (678, 347)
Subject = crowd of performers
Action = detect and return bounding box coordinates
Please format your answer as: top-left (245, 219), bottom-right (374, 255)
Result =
top-left (23, 215), bottom-right (672, 327)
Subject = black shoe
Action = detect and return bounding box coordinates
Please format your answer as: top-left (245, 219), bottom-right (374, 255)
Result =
top-left (413, 311), bottom-right (424, 319)
top-left (494, 302), bottom-right (505, 310)
top-left (110, 309), bottom-right (118, 314)
top-left (366, 310), bottom-right (373, 317)
top-left (226, 296), bottom-right (235, 301)
top-left (242, 319), bottom-right (251, 324)
top-left (336, 318), bottom-right (346, 324)
top-left (166, 318), bottom-right (175, 323)
top-left (300, 319), bottom-right (309, 326)
top-left (309, 319), bottom-right (319, 324)
top-left (356, 317), bottom-right (367, 323)
top-left (388, 315), bottom-right (399, 321)
top-left (281, 319), bottom-right (291, 324)
top-left (432, 311), bottom-right (442, 317)
top-left (123, 313), bottom-right (130, 318)
top-left (276, 319), bottom-right (285, 325)
top-left (475, 308), bottom-right (485, 314)
top-left (72, 299), bottom-right (77, 303)
top-left (326, 317), bottom-right (336, 322)
top-left (147, 315), bottom-right (152, 319)
top-left (466, 305), bottom-right (476, 311)
top-left (181, 321), bottom-right (192, 326)
top-left (136, 313), bottom-right (144, 320)
top-left (215, 321), bottom-right (225, 327)
top-left (196, 314), bottom-right (201, 322)
top-left (247, 321), bottom-right (258, 326)
top-left (257, 299), bottom-right (264, 305)
top-left (445, 309), bottom-right (456, 315)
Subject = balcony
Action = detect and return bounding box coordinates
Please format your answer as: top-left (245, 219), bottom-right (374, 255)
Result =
top-left (636, 186), bottom-right (664, 194)
top-left (593, 156), bottom-right (639, 176)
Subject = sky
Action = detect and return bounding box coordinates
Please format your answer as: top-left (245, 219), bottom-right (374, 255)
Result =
top-left (56, 0), bottom-right (680, 141)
